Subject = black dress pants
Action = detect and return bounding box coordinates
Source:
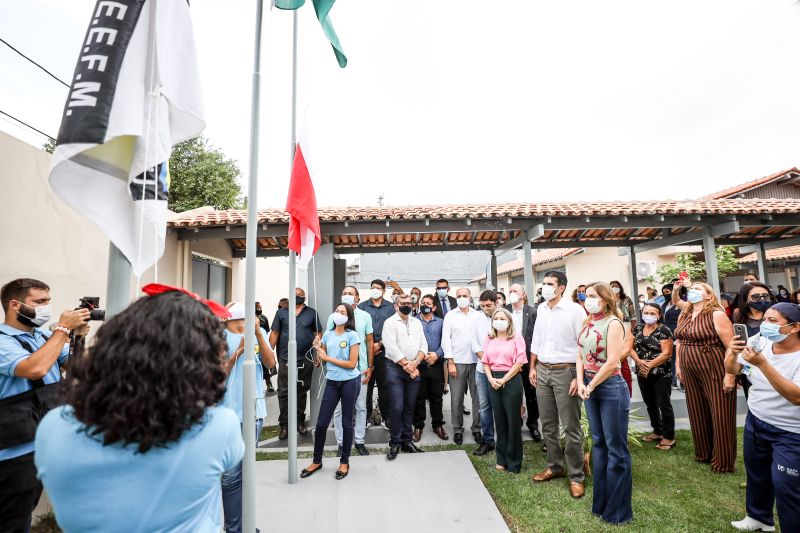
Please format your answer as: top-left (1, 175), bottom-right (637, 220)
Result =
top-left (414, 361), bottom-right (445, 429)
top-left (367, 351), bottom-right (390, 422)
top-left (522, 362), bottom-right (540, 430)
top-left (278, 358), bottom-right (314, 428)
top-left (636, 372), bottom-right (675, 440)
top-left (0, 452), bottom-right (42, 533)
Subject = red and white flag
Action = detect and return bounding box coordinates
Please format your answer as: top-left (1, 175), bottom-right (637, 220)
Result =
top-left (285, 138), bottom-right (321, 267)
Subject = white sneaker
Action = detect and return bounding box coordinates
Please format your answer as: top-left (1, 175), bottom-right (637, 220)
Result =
top-left (731, 516), bottom-right (775, 532)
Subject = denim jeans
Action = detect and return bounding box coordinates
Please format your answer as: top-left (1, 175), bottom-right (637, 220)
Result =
top-left (221, 418), bottom-right (264, 533)
top-left (475, 370), bottom-right (495, 445)
top-left (744, 413), bottom-right (800, 532)
top-left (314, 377), bottom-right (360, 464)
top-left (584, 375), bottom-right (632, 525)
top-left (334, 377), bottom-right (368, 445)
top-left (385, 359), bottom-right (421, 447)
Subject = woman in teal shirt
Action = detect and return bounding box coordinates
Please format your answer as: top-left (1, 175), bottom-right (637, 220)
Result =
top-left (301, 303), bottom-right (360, 480)
top-left (35, 287), bottom-right (244, 533)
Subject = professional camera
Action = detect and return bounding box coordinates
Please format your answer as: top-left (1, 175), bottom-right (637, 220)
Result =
top-left (77, 296), bottom-right (105, 321)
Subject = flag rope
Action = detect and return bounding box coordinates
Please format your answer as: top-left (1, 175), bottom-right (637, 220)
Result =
top-left (135, 0), bottom-right (160, 287)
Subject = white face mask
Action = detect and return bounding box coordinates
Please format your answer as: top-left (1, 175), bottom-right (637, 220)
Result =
top-left (436, 288), bottom-right (448, 298)
top-left (19, 302), bottom-right (52, 327)
top-left (611, 286), bottom-right (621, 294)
top-left (341, 294), bottom-right (355, 306)
top-left (411, 294), bottom-right (418, 303)
top-left (541, 285), bottom-right (557, 301)
top-left (507, 292), bottom-right (520, 305)
top-left (642, 314), bottom-right (658, 325)
top-left (370, 288), bottom-right (383, 300)
top-left (584, 297), bottom-right (602, 314)
top-left (456, 296), bottom-right (470, 309)
top-left (493, 319), bottom-right (509, 331)
top-left (331, 312), bottom-right (348, 326)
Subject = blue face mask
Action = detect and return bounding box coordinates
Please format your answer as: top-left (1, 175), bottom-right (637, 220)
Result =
top-left (687, 289), bottom-right (704, 304)
top-left (577, 293), bottom-right (586, 302)
top-left (759, 321), bottom-right (793, 343)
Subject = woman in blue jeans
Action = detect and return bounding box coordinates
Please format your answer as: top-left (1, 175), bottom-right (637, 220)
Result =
top-left (577, 282), bottom-right (633, 525)
top-left (301, 303), bottom-right (360, 480)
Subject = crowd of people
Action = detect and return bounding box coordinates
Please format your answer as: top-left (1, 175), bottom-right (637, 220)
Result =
top-left (1, 267), bottom-right (799, 531)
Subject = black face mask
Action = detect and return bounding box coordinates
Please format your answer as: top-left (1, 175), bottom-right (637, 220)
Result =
top-left (420, 305), bottom-right (433, 315)
top-left (749, 301), bottom-right (771, 313)
top-left (296, 296), bottom-right (306, 305)
top-left (398, 305), bottom-right (413, 316)
top-left (255, 309), bottom-right (262, 316)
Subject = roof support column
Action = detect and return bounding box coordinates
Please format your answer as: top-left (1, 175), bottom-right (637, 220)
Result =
top-left (756, 242), bottom-right (768, 284)
top-left (628, 246), bottom-right (640, 321)
top-left (523, 232), bottom-right (534, 304)
top-left (489, 250), bottom-right (498, 290)
top-left (702, 228), bottom-right (720, 294)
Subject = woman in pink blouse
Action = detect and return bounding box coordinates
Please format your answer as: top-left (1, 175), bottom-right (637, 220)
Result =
top-left (481, 308), bottom-right (528, 473)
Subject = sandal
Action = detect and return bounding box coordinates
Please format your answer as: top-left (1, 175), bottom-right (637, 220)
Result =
top-left (656, 439), bottom-right (676, 451)
top-left (495, 464), bottom-right (507, 471)
top-left (335, 464), bottom-right (349, 480)
top-left (641, 433), bottom-right (663, 443)
top-left (300, 463), bottom-right (322, 478)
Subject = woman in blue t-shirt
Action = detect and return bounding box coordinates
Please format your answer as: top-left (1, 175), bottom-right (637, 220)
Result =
top-left (34, 286), bottom-right (244, 533)
top-left (301, 303), bottom-right (360, 480)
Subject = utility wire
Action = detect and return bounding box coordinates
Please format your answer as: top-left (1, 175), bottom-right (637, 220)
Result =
top-left (0, 109), bottom-right (55, 140)
top-left (0, 37), bottom-right (70, 88)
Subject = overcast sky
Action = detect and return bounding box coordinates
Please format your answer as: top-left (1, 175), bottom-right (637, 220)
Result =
top-left (2, 0), bottom-right (800, 208)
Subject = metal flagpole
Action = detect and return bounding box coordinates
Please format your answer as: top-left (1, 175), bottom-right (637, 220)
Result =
top-left (287, 6), bottom-right (300, 485)
top-left (243, 0), bottom-right (265, 530)
top-left (105, 243), bottom-right (132, 318)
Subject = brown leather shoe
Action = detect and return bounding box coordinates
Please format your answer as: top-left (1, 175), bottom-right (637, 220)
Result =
top-left (413, 428), bottom-right (422, 442)
top-left (532, 469), bottom-right (564, 482)
top-left (433, 426), bottom-right (449, 441)
top-left (569, 482), bottom-right (585, 499)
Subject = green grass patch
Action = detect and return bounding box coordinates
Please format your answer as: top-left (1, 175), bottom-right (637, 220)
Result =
top-left (258, 428), bottom-right (771, 532)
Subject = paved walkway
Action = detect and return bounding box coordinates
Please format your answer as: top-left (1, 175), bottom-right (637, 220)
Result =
top-left (254, 450), bottom-right (509, 533)
top-left (258, 376), bottom-right (747, 451)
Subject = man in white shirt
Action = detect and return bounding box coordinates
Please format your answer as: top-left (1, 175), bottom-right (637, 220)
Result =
top-left (443, 287), bottom-right (483, 445)
top-left (382, 293), bottom-right (427, 459)
top-left (529, 271), bottom-right (587, 499)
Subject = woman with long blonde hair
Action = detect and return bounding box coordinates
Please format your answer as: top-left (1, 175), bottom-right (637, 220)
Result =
top-left (481, 308), bottom-right (527, 473)
top-left (671, 279), bottom-right (736, 473)
top-left (576, 282), bottom-right (632, 525)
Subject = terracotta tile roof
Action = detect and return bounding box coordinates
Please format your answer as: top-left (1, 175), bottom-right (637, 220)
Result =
top-left (738, 246), bottom-right (800, 264)
top-left (470, 249), bottom-right (583, 282)
top-left (702, 168), bottom-right (800, 200)
top-left (169, 199), bottom-right (800, 228)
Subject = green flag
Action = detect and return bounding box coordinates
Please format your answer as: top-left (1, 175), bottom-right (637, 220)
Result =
top-left (275, 0), bottom-right (347, 68)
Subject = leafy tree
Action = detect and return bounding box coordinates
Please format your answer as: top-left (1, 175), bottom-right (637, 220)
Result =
top-left (649, 245), bottom-right (741, 284)
top-left (42, 138), bottom-right (56, 153)
top-left (168, 137), bottom-right (243, 212)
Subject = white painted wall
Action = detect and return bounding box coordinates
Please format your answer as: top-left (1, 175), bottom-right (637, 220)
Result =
top-left (0, 131), bottom-right (109, 319)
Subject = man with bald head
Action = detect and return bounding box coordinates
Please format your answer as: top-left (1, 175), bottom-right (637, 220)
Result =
top-left (506, 283), bottom-right (541, 441)
top-left (442, 287), bottom-right (483, 445)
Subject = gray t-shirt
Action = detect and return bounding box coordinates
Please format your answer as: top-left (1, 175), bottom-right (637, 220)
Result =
top-left (739, 341), bottom-right (800, 434)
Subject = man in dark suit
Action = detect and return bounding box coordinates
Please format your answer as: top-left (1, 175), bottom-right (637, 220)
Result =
top-left (433, 278), bottom-right (457, 319)
top-left (505, 283), bottom-right (541, 441)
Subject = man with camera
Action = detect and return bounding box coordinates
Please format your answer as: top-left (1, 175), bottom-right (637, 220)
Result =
top-left (0, 278), bottom-right (90, 532)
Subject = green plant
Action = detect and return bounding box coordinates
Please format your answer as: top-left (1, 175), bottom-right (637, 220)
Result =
top-left (650, 246), bottom-right (740, 285)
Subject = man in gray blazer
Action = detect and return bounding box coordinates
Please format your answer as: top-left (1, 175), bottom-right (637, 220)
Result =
top-left (505, 283), bottom-right (541, 441)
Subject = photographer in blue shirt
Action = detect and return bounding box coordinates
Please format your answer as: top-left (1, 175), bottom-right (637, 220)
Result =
top-left (0, 278), bottom-right (89, 533)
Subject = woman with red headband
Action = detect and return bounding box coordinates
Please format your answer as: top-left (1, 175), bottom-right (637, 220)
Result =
top-left (35, 286), bottom-right (244, 532)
